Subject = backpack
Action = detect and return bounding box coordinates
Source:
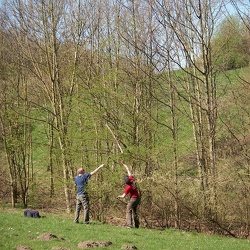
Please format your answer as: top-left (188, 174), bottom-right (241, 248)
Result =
top-left (24, 209), bottom-right (41, 218)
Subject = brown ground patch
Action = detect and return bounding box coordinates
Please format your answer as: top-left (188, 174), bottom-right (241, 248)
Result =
top-left (16, 246), bottom-right (32, 250)
top-left (39, 233), bottom-right (58, 240)
top-left (121, 245), bottom-right (137, 249)
top-left (77, 241), bottom-right (112, 248)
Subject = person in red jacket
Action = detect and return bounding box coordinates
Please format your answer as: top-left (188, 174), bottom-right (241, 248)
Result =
top-left (118, 161), bottom-right (140, 228)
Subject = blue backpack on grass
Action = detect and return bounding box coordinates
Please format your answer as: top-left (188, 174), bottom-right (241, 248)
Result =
top-left (24, 209), bottom-right (41, 218)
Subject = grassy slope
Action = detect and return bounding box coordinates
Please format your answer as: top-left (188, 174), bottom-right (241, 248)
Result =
top-left (0, 208), bottom-right (249, 250)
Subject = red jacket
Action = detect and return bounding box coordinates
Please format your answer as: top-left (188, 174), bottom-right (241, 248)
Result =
top-left (124, 183), bottom-right (139, 198)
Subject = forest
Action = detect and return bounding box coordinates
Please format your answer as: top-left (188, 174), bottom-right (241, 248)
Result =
top-left (0, 0), bottom-right (250, 239)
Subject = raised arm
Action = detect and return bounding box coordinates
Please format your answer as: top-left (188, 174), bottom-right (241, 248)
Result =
top-left (121, 161), bottom-right (132, 176)
top-left (90, 164), bottom-right (105, 176)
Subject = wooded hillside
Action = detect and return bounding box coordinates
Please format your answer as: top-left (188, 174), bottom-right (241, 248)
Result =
top-left (0, 0), bottom-right (249, 239)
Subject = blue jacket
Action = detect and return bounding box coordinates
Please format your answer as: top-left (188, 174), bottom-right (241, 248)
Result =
top-left (75, 173), bottom-right (91, 195)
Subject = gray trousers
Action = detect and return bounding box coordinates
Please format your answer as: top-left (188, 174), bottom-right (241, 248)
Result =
top-left (74, 194), bottom-right (89, 223)
top-left (126, 197), bottom-right (140, 228)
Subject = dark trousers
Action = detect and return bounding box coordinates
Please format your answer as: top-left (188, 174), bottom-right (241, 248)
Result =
top-left (74, 194), bottom-right (89, 223)
top-left (126, 196), bottom-right (140, 228)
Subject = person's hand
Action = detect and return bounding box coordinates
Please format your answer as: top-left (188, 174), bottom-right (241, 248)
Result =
top-left (99, 164), bottom-right (105, 168)
top-left (120, 160), bottom-right (125, 164)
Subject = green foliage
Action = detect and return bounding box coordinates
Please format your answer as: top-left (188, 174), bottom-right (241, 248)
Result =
top-left (212, 16), bottom-right (250, 70)
top-left (0, 208), bottom-right (249, 250)
top-left (1, 0), bottom-right (250, 237)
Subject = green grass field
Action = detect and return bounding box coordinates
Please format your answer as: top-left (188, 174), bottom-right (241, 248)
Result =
top-left (0, 208), bottom-right (249, 250)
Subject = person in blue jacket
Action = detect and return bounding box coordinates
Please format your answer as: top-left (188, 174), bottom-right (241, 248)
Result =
top-left (74, 164), bottom-right (105, 224)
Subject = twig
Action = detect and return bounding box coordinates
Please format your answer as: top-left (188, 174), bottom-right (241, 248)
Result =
top-left (105, 123), bottom-right (124, 154)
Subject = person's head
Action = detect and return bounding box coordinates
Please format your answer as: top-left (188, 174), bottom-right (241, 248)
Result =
top-left (124, 175), bottom-right (134, 184)
top-left (77, 168), bottom-right (85, 175)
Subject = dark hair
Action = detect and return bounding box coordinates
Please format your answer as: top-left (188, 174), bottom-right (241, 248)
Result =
top-left (124, 175), bottom-right (131, 184)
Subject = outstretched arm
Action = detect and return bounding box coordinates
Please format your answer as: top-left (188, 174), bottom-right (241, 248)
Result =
top-left (90, 164), bottom-right (105, 176)
top-left (117, 193), bottom-right (126, 198)
top-left (121, 161), bottom-right (132, 176)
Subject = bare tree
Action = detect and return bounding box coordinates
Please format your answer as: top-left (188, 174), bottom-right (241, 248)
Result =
top-left (0, 38), bottom-right (33, 207)
top-left (154, 0), bottom-right (224, 219)
top-left (3, 0), bottom-right (84, 211)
